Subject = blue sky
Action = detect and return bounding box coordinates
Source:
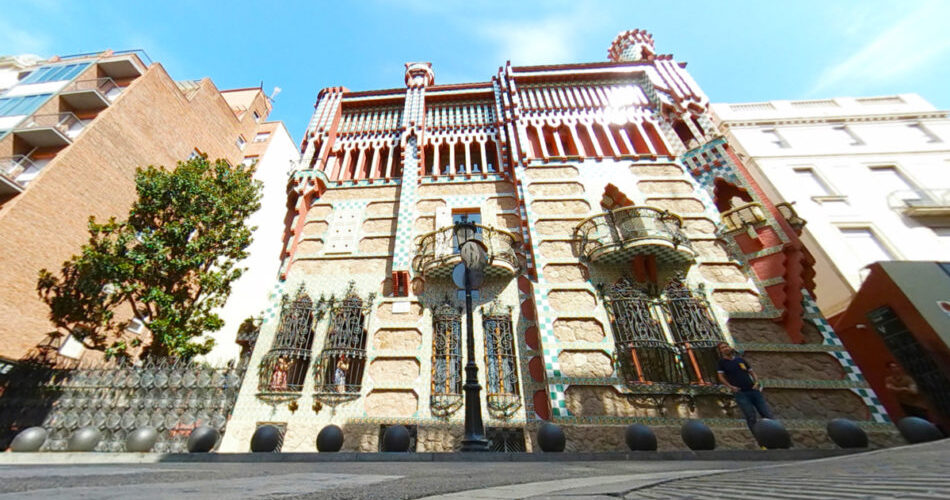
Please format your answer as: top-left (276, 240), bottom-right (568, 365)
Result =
top-left (3, 0), bottom-right (949, 144)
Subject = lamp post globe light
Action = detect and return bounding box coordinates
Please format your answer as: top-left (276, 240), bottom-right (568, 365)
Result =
top-left (453, 219), bottom-right (490, 452)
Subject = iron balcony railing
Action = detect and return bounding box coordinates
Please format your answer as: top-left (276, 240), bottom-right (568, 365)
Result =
top-left (887, 188), bottom-right (950, 216)
top-left (0, 155), bottom-right (36, 184)
top-left (16, 112), bottom-right (82, 137)
top-left (412, 224), bottom-right (520, 277)
top-left (720, 202), bottom-right (767, 233)
top-left (573, 206), bottom-right (693, 263)
top-left (63, 77), bottom-right (120, 98)
top-left (775, 201), bottom-right (806, 232)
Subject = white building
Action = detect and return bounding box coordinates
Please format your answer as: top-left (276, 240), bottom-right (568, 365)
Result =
top-left (204, 121), bottom-right (299, 363)
top-left (712, 94), bottom-right (950, 319)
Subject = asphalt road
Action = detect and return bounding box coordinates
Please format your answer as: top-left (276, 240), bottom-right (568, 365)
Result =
top-left (0, 440), bottom-right (947, 499)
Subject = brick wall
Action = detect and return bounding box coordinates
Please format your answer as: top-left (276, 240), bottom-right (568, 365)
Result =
top-left (0, 62), bottom-right (268, 361)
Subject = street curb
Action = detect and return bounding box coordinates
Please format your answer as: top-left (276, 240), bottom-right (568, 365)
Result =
top-left (0, 448), bottom-right (866, 465)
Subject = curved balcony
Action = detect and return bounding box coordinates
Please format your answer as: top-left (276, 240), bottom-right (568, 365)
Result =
top-left (573, 206), bottom-right (694, 266)
top-left (720, 202), bottom-right (767, 233)
top-left (412, 224), bottom-right (520, 279)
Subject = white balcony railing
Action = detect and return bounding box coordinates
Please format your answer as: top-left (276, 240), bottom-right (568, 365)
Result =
top-left (888, 189), bottom-right (950, 217)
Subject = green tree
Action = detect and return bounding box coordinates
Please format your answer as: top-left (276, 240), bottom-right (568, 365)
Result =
top-left (37, 156), bottom-right (262, 360)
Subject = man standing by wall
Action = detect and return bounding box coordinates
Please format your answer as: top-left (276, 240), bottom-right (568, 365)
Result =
top-left (717, 342), bottom-right (775, 431)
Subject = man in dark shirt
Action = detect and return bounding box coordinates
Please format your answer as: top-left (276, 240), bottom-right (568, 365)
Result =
top-left (716, 342), bottom-right (774, 432)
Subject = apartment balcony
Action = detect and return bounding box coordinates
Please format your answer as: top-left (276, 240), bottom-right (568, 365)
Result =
top-left (573, 206), bottom-right (695, 266)
top-left (412, 225), bottom-right (521, 279)
top-left (720, 202), bottom-right (768, 233)
top-left (888, 189), bottom-right (950, 218)
top-left (13, 112), bottom-right (83, 148)
top-left (60, 78), bottom-right (120, 110)
top-left (0, 156), bottom-right (34, 195)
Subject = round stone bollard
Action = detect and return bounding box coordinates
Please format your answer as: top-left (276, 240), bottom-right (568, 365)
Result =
top-left (126, 427), bottom-right (159, 452)
top-left (9, 427), bottom-right (47, 452)
top-left (537, 422), bottom-right (566, 452)
top-left (250, 425), bottom-right (282, 453)
top-left (317, 424), bottom-right (344, 452)
top-left (681, 420), bottom-right (716, 451)
top-left (381, 425), bottom-right (411, 452)
top-left (826, 418), bottom-right (868, 449)
top-left (187, 426), bottom-right (220, 453)
top-left (897, 417), bottom-right (944, 444)
top-left (752, 419), bottom-right (791, 449)
top-left (624, 423), bottom-right (657, 451)
top-left (68, 426), bottom-right (102, 452)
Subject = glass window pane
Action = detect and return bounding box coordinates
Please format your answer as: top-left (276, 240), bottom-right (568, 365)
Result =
top-left (840, 228), bottom-right (894, 268)
top-left (793, 168), bottom-right (832, 196)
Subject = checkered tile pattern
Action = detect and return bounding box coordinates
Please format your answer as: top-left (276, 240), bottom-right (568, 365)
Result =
top-left (801, 289), bottom-right (890, 423)
top-left (681, 137), bottom-right (740, 191)
top-left (260, 282), bottom-right (288, 325)
top-left (392, 135), bottom-right (419, 271)
top-left (588, 240), bottom-right (695, 267)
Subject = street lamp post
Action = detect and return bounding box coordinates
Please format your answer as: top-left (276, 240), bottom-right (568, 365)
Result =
top-left (454, 219), bottom-right (490, 452)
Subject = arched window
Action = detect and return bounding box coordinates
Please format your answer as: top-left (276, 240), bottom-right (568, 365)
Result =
top-left (482, 302), bottom-right (521, 418)
top-left (258, 286), bottom-right (318, 396)
top-left (663, 277), bottom-right (724, 385)
top-left (430, 301), bottom-right (463, 416)
top-left (600, 278), bottom-right (683, 388)
top-left (314, 282), bottom-right (372, 404)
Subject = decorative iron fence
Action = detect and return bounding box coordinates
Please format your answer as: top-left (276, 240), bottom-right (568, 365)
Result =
top-left (0, 357), bottom-right (247, 452)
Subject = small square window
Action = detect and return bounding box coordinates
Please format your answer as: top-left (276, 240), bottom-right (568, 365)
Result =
top-left (832, 125), bottom-right (864, 146)
top-left (254, 132), bottom-right (271, 143)
top-left (253, 111), bottom-right (261, 123)
top-left (762, 129), bottom-right (789, 148)
top-left (242, 156), bottom-right (259, 167)
top-left (236, 136), bottom-right (247, 150)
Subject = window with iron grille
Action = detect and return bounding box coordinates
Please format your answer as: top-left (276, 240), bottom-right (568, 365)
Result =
top-left (314, 282), bottom-right (373, 404)
top-left (663, 277), bottom-right (725, 385)
top-left (430, 301), bottom-right (463, 416)
top-left (600, 278), bottom-right (684, 388)
top-left (258, 286), bottom-right (317, 395)
top-left (482, 302), bottom-right (521, 418)
top-left (487, 426), bottom-right (526, 452)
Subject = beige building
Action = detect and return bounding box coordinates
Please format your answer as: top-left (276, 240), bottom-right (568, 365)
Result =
top-left (0, 50), bottom-right (275, 364)
top-left (221, 31), bottom-right (897, 453)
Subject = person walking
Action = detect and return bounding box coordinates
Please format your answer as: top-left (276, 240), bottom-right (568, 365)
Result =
top-left (716, 342), bottom-right (774, 432)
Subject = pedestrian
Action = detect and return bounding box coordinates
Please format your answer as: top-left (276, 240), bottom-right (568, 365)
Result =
top-left (716, 342), bottom-right (774, 432)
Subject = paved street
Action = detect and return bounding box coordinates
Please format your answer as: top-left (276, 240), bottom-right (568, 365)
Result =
top-left (0, 440), bottom-right (946, 499)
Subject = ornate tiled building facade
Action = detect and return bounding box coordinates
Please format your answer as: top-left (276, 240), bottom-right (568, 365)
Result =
top-left (221, 30), bottom-right (897, 452)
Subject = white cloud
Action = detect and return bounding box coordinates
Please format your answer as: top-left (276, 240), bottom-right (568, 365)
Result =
top-left (809, 1), bottom-right (950, 95)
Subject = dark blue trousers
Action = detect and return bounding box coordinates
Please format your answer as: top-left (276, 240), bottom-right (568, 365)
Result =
top-left (735, 389), bottom-right (774, 430)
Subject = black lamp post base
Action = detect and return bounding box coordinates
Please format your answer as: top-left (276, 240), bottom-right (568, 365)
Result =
top-left (461, 437), bottom-right (491, 452)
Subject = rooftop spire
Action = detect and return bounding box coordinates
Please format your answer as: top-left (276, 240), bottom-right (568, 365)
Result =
top-left (404, 62), bottom-right (434, 88)
top-left (608, 29), bottom-right (656, 62)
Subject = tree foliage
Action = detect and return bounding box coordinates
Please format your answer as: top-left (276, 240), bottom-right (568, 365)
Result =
top-left (37, 156), bottom-right (262, 360)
